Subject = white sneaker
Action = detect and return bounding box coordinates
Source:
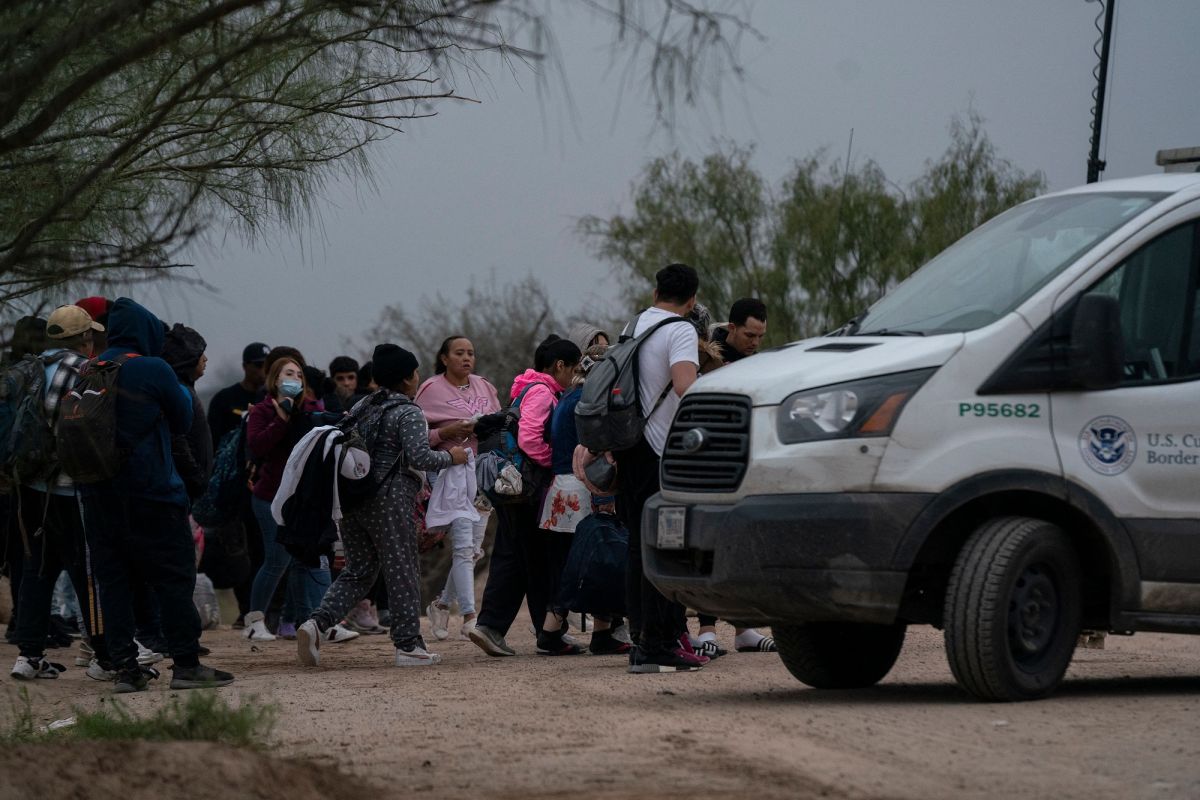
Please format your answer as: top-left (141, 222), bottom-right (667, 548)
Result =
top-left (562, 632), bottom-right (585, 648)
top-left (296, 619), bottom-right (320, 667)
top-left (135, 639), bottom-right (165, 665)
top-left (427, 602), bottom-right (451, 641)
top-left (11, 656), bottom-right (65, 680)
top-left (242, 611), bottom-right (276, 642)
top-left (75, 640), bottom-right (95, 667)
top-left (612, 623), bottom-right (632, 645)
top-left (459, 618), bottom-right (477, 641)
top-left (85, 659), bottom-right (116, 681)
top-left (394, 645), bottom-right (442, 666)
top-left (323, 623), bottom-right (360, 644)
top-left (344, 601), bottom-right (386, 635)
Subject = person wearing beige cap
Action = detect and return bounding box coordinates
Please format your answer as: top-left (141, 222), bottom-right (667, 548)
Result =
top-left (8, 304), bottom-right (113, 682)
top-left (44, 304), bottom-right (105, 342)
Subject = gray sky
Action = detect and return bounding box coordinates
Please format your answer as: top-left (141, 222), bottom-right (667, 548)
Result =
top-left (155, 0), bottom-right (1200, 387)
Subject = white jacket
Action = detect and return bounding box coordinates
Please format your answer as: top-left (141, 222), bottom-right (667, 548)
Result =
top-left (272, 426), bottom-right (371, 526)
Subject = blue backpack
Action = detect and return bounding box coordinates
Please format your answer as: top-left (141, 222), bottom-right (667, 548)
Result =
top-left (483, 383), bottom-right (555, 506)
top-left (556, 512), bottom-right (628, 616)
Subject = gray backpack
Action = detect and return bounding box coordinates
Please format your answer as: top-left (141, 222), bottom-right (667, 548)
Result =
top-left (574, 313), bottom-right (692, 453)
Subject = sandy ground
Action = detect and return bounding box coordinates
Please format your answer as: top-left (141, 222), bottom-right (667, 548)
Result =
top-left (2, 620), bottom-right (1199, 799)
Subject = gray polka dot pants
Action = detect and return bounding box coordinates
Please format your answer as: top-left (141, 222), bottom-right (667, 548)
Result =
top-left (312, 476), bottom-right (425, 650)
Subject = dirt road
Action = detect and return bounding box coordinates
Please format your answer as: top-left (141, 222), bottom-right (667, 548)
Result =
top-left (3, 621), bottom-right (1199, 799)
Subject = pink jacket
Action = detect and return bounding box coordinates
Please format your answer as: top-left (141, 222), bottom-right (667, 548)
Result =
top-left (509, 369), bottom-right (564, 468)
top-left (414, 373), bottom-right (501, 454)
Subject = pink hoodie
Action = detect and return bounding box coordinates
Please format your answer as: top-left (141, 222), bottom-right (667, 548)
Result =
top-left (509, 368), bottom-right (564, 468)
top-left (414, 373), bottom-right (501, 454)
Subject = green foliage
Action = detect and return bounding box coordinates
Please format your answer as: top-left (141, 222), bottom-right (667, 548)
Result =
top-left (908, 111), bottom-right (1047, 270)
top-left (0, 0), bottom-right (757, 312)
top-left (579, 113), bottom-right (1045, 341)
top-left (4, 686), bottom-right (38, 743)
top-left (71, 692), bottom-right (276, 748)
top-left (3, 688), bottom-right (275, 748)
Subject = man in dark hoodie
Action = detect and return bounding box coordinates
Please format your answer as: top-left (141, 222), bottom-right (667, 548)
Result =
top-left (79, 298), bottom-right (234, 693)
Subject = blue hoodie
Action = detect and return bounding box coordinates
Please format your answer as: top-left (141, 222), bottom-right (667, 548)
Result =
top-left (86, 297), bottom-right (193, 507)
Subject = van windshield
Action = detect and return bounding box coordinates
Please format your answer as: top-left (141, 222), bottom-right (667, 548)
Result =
top-left (851, 192), bottom-right (1166, 336)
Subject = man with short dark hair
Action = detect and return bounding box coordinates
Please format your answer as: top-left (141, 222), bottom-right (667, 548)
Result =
top-left (714, 297), bottom-right (767, 362)
top-left (207, 341), bottom-right (269, 447)
top-left (616, 263), bottom-right (708, 674)
top-left (324, 355), bottom-right (364, 413)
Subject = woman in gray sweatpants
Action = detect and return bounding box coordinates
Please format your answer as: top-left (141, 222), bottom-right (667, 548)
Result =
top-left (297, 344), bottom-right (467, 667)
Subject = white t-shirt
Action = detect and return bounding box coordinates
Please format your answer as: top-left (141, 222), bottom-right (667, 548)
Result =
top-left (630, 307), bottom-right (699, 456)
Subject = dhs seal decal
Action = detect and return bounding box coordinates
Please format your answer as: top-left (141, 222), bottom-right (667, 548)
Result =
top-left (1079, 416), bottom-right (1136, 476)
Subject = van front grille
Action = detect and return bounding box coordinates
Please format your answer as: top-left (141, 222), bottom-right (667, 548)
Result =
top-left (660, 394), bottom-right (751, 493)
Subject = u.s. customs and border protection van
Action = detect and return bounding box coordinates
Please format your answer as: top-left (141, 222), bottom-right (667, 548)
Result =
top-left (642, 164), bottom-right (1200, 701)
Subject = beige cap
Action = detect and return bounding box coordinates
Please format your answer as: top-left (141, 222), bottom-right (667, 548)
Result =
top-left (46, 305), bottom-right (105, 340)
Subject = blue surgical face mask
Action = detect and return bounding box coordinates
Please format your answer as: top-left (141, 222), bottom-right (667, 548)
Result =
top-left (279, 379), bottom-right (303, 399)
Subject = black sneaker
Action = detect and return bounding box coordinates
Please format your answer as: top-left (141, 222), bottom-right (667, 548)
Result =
top-left (628, 646), bottom-right (704, 674)
top-left (588, 630), bottom-right (632, 656)
top-left (170, 663), bottom-right (234, 690)
top-left (114, 665), bottom-right (160, 694)
top-left (536, 629), bottom-right (583, 656)
top-left (468, 624), bottom-right (516, 657)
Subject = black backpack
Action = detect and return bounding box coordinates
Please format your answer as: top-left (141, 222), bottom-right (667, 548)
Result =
top-left (0, 355), bottom-right (57, 486)
top-left (574, 314), bottom-right (692, 452)
top-left (556, 512), bottom-right (628, 615)
top-left (55, 354), bottom-right (139, 484)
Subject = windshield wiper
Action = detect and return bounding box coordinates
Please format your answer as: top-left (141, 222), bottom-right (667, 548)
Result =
top-left (832, 310), bottom-right (868, 336)
top-left (857, 329), bottom-right (927, 337)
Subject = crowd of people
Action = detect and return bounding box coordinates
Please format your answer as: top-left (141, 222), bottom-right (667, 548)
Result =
top-left (1, 263), bottom-right (775, 689)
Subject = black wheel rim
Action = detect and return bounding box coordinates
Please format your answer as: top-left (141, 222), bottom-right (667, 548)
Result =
top-left (1007, 562), bottom-right (1060, 667)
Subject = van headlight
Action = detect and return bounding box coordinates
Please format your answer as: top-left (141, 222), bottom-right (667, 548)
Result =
top-left (776, 369), bottom-right (936, 444)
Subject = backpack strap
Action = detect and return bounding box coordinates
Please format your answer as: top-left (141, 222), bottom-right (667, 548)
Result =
top-left (623, 312), bottom-right (695, 417)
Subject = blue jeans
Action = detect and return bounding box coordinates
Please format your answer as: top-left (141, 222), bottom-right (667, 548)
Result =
top-left (249, 496), bottom-right (330, 622)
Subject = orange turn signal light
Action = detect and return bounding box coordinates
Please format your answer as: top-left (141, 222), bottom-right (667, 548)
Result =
top-left (858, 391), bottom-right (911, 435)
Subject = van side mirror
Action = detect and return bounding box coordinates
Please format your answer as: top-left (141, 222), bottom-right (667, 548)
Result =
top-left (1068, 294), bottom-right (1124, 390)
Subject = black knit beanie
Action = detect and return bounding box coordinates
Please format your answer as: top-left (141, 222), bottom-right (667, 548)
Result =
top-left (372, 343), bottom-right (418, 389)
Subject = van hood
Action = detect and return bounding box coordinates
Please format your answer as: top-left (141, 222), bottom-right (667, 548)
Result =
top-left (691, 333), bottom-right (965, 406)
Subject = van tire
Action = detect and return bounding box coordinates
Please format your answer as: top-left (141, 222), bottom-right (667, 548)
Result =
top-left (944, 516), bottom-right (1081, 702)
top-left (773, 622), bottom-right (906, 689)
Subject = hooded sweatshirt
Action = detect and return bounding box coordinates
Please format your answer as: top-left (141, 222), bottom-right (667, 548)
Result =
top-left (415, 373), bottom-right (501, 455)
top-left (567, 323), bottom-right (608, 353)
top-left (509, 369), bottom-right (564, 468)
top-left (87, 297), bottom-right (193, 507)
top-left (162, 324), bottom-right (212, 501)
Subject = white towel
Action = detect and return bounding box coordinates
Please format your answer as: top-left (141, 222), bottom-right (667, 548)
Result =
top-left (426, 450), bottom-right (480, 527)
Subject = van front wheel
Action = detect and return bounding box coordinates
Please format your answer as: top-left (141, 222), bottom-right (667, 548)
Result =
top-left (773, 622), bottom-right (906, 689)
top-left (944, 516), bottom-right (1082, 702)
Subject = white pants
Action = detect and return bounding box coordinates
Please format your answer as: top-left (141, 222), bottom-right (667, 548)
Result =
top-left (437, 512), bottom-right (488, 615)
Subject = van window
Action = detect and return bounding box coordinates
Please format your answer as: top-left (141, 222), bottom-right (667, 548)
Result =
top-left (851, 192), bottom-right (1164, 336)
top-left (1083, 222), bottom-right (1200, 384)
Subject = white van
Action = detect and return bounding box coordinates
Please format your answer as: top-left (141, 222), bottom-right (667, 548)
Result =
top-left (643, 170), bottom-right (1200, 701)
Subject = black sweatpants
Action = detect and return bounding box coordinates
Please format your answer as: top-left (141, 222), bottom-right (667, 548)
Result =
top-left (13, 486), bottom-right (108, 662)
top-left (477, 500), bottom-right (554, 636)
top-left (81, 491), bottom-right (201, 671)
top-left (616, 437), bottom-right (685, 653)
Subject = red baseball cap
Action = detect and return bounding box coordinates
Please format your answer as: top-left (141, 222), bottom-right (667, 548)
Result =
top-left (76, 296), bottom-right (112, 322)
